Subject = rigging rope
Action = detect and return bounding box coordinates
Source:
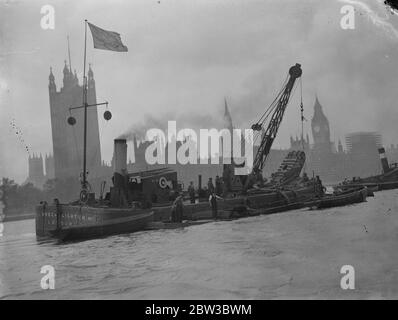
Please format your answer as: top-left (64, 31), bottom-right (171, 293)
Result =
top-left (90, 108), bottom-right (109, 177)
top-left (299, 76), bottom-right (307, 174)
top-left (300, 77), bottom-right (304, 146)
top-left (253, 73), bottom-right (289, 145)
top-left (256, 74), bottom-right (289, 125)
top-left (70, 109), bottom-right (82, 174)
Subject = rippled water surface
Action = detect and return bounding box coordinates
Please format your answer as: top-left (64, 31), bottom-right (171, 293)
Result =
top-left (1, 190), bottom-right (398, 299)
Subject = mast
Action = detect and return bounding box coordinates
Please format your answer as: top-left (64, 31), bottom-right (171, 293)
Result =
top-left (67, 35), bottom-right (72, 72)
top-left (82, 20), bottom-right (88, 191)
top-left (66, 20), bottom-right (113, 201)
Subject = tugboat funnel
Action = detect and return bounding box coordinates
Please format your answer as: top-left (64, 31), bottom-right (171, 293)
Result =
top-left (378, 147), bottom-right (390, 174)
top-left (111, 138), bottom-right (129, 207)
top-left (114, 139), bottom-right (127, 175)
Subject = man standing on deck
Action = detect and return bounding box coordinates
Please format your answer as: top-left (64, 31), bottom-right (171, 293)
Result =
top-left (215, 175), bottom-right (222, 196)
top-left (172, 193), bottom-right (184, 223)
top-left (209, 192), bottom-right (223, 219)
top-left (188, 181), bottom-right (195, 204)
top-left (207, 177), bottom-right (215, 195)
top-left (316, 176), bottom-right (325, 197)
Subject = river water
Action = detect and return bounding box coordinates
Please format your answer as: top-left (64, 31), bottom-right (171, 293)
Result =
top-left (1, 190), bottom-right (397, 299)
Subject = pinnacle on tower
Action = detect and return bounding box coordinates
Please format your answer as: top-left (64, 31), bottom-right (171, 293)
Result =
top-left (312, 94), bottom-right (328, 123)
top-left (49, 67), bottom-right (54, 81)
top-left (223, 97), bottom-right (233, 131)
top-left (62, 60), bottom-right (74, 88)
top-left (88, 63), bottom-right (94, 79)
top-left (73, 69), bottom-right (79, 85)
top-left (314, 94), bottom-right (322, 111)
top-left (63, 60), bottom-right (69, 74)
top-left (49, 67), bottom-right (56, 92)
top-left (338, 138), bottom-right (344, 153)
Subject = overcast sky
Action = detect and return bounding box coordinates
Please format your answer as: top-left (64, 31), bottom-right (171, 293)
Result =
top-left (1, 0), bottom-right (398, 182)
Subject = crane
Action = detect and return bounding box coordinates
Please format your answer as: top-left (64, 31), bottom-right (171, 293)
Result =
top-left (243, 63), bottom-right (303, 191)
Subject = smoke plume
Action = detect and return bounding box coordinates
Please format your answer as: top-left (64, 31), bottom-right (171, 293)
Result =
top-left (117, 110), bottom-right (226, 141)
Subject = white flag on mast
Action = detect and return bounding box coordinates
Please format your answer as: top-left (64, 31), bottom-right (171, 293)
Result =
top-left (88, 22), bottom-right (128, 52)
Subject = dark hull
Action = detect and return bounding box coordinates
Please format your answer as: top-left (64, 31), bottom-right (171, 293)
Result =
top-left (49, 212), bottom-right (153, 241)
top-left (339, 167), bottom-right (398, 191)
top-left (310, 188), bottom-right (367, 209)
top-left (36, 204), bottom-right (153, 241)
top-left (342, 181), bottom-right (398, 192)
top-left (153, 185), bottom-right (316, 222)
top-left (3, 213), bottom-right (35, 222)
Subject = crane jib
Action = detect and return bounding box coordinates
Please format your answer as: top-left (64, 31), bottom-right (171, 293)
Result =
top-left (251, 63), bottom-right (302, 176)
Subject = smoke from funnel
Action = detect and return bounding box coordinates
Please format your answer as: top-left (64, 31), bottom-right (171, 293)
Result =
top-left (117, 109), bottom-right (232, 142)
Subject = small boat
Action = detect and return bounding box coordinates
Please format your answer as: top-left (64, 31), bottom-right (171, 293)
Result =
top-left (335, 185), bottom-right (377, 197)
top-left (308, 187), bottom-right (368, 209)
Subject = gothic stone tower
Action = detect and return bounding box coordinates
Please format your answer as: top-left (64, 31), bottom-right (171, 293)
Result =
top-left (27, 154), bottom-right (45, 188)
top-left (45, 154), bottom-right (55, 179)
top-left (48, 62), bottom-right (101, 181)
top-left (311, 96), bottom-right (332, 153)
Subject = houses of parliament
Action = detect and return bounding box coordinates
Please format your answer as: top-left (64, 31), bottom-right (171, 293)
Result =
top-left (26, 63), bottom-right (398, 190)
top-left (268, 96), bottom-right (388, 183)
top-left (26, 62), bottom-right (111, 191)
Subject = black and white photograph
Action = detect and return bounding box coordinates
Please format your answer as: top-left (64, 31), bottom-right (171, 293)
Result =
top-left (1, 0), bottom-right (398, 304)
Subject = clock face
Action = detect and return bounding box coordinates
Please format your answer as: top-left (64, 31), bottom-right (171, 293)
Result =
top-left (314, 125), bottom-right (320, 133)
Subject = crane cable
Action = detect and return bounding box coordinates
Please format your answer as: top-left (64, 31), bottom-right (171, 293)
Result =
top-left (255, 77), bottom-right (300, 142)
top-left (300, 77), bottom-right (305, 149)
top-left (256, 74), bottom-right (289, 125)
top-left (254, 74), bottom-right (302, 146)
top-left (253, 74), bottom-right (289, 145)
top-left (299, 76), bottom-right (307, 174)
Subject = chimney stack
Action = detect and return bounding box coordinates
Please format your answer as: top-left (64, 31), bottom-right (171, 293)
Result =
top-left (378, 147), bottom-right (390, 174)
top-left (114, 139), bottom-right (127, 175)
top-left (111, 139), bottom-right (128, 207)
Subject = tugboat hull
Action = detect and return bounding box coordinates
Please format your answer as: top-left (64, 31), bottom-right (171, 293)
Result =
top-left (35, 204), bottom-right (153, 241)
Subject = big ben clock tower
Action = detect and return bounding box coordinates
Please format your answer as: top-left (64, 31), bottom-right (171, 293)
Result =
top-left (311, 95), bottom-right (331, 153)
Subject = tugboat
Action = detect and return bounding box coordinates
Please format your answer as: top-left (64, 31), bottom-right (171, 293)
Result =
top-left (35, 21), bottom-right (153, 241)
top-left (36, 139), bottom-right (154, 241)
top-left (337, 147), bottom-right (398, 192)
